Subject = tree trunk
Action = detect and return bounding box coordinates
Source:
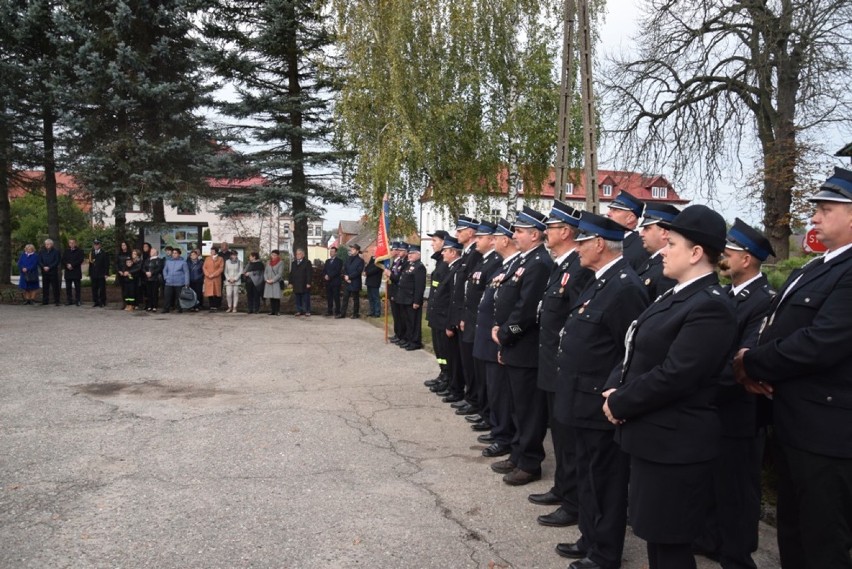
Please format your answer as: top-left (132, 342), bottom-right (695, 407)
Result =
top-left (286, 2), bottom-right (307, 255)
top-left (114, 191), bottom-right (127, 246)
top-left (42, 106), bottom-right (60, 243)
top-left (0, 167), bottom-right (10, 285)
top-left (152, 197), bottom-right (166, 224)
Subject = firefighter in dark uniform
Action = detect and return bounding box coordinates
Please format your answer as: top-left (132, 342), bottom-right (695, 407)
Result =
top-left (473, 219), bottom-right (517, 454)
top-left (449, 215), bottom-right (482, 407)
top-left (396, 245), bottom-right (427, 350)
top-left (433, 237), bottom-right (465, 402)
top-left (489, 206), bottom-right (553, 486)
top-left (455, 221), bottom-right (503, 419)
top-left (606, 190), bottom-right (649, 271)
top-left (552, 212), bottom-right (650, 569)
top-left (735, 167), bottom-right (852, 569)
top-left (388, 242), bottom-right (409, 343)
top-left (693, 218), bottom-right (776, 569)
top-left (530, 201), bottom-right (594, 529)
top-left (425, 230), bottom-right (451, 391)
top-left (637, 204), bottom-right (680, 300)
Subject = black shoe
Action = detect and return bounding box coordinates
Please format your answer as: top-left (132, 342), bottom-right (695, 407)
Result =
top-left (537, 506), bottom-right (578, 527)
top-left (397, 342), bottom-right (410, 349)
top-left (482, 443), bottom-right (511, 458)
top-left (351, 314), bottom-right (359, 319)
top-left (450, 400), bottom-right (468, 409)
top-left (471, 422), bottom-right (492, 432)
top-left (335, 315), bottom-right (345, 319)
top-left (65, 301), bottom-right (73, 306)
top-left (528, 490), bottom-right (562, 506)
top-left (464, 414), bottom-right (483, 423)
top-left (178, 309), bottom-right (183, 313)
top-left (405, 344), bottom-right (422, 351)
top-left (442, 393), bottom-right (464, 403)
top-left (424, 376), bottom-right (444, 387)
top-left (477, 433), bottom-right (496, 444)
top-left (455, 405), bottom-right (481, 416)
top-left (503, 468), bottom-right (542, 486)
top-left (568, 559), bottom-right (602, 569)
top-left (556, 542), bottom-right (588, 560)
top-left (490, 459), bottom-right (516, 474)
top-left (429, 382), bottom-right (448, 393)
top-left (389, 336), bottom-right (399, 343)
top-left (76, 301), bottom-right (81, 306)
top-left (435, 388), bottom-right (451, 397)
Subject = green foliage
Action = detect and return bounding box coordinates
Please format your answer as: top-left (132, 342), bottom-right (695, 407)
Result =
top-left (764, 256), bottom-right (814, 291)
top-left (10, 192), bottom-right (89, 252)
top-left (203, 228), bottom-right (212, 241)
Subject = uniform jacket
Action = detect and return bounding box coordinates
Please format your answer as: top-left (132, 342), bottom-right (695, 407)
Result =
top-left (493, 243), bottom-right (553, 368)
top-left (88, 248), bottom-right (110, 278)
top-left (396, 259), bottom-right (426, 305)
top-left (450, 245), bottom-right (482, 327)
top-left (263, 260), bottom-right (284, 298)
top-left (555, 258), bottom-right (648, 429)
top-left (163, 256), bottom-right (190, 286)
top-left (606, 273), bottom-right (736, 464)
top-left (743, 249), bottom-right (852, 458)
top-left (289, 258), bottom-right (313, 293)
top-left (203, 255), bottom-right (224, 296)
top-left (61, 247), bottom-right (85, 280)
top-left (473, 254), bottom-right (516, 363)
top-left (343, 255), bottom-right (365, 291)
top-left (461, 251), bottom-right (502, 342)
top-left (322, 256), bottom-right (343, 286)
top-left (387, 256), bottom-right (406, 299)
top-left (428, 258), bottom-right (460, 330)
top-left (623, 232), bottom-right (650, 272)
top-left (717, 275), bottom-right (774, 438)
top-left (537, 250), bottom-right (594, 391)
top-left (364, 257), bottom-right (384, 288)
top-left (636, 253), bottom-right (675, 301)
top-left (426, 256), bottom-right (451, 324)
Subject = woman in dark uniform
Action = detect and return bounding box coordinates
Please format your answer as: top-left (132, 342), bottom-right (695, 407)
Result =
top-left (602, 205), bottom-right (737, 569)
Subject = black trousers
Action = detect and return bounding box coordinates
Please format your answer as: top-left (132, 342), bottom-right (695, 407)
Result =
top-left (459, 339), bottom-right (477, 405)
top-left (430, 322), bottom-right (448, 375)
top-left (647, 543), bottom-right (696, 569)
top-left (245, 280), bottom-right (262, 313)
top-left (392, 301), bottom-right (406, 337)
top-left (485, 361), bottom-right (514, 445)
top-left (342, 288), bottom-right (360, 316)
top-left (41, 270), bottom-right (60, 303)
top-left (64, 276), bottom-right (81, 304)
top-left (548, 390), bottom-right (579, 516)
top-left (474, 357), bottom-right (489, 418)
top-left (91, 277), bottom-right (107, 306)
top-left (444, 330), bottom-right (465, 397)
top-left (190, 279), bottom-right (204, 308)
top-left (163, 285), bottom-right (183, 312)
top-left (326, 283), bottom-right (341, 315)
top-left (145, 280), bottom-right (160, 310)
top-left (505, 365), bottom-right (548, 472)
top-left (268, 298), bottom-right (280, 315)
top-left (775, 441), bottom-right (852, 569)
top-left (403, 304), bottom-right (422, 346)
top-left (575, 426), bottom-right (629, 569)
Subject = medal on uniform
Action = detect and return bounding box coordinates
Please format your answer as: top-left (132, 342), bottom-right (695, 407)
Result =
top-left (578, 299), bottom-right (590, 314)
top-left (559, 273), bottom-right (570, 294)
top-left (645, 278), bottom-right (651, 285)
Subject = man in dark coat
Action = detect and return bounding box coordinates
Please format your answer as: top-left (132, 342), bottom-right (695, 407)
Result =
top-left (606, 190), bottom-right (649, 271)
top-left (531, 201), bottom-right (594, 529)
top-left (289, 248), bottom-right (313, 316)
top-left (735, 167), bottom-right (852, 569)
top-left (448, 215), bottom-right (482, 406)
top-left (490, 207), bottom-right (553, 486)
top-left (38, 238), bottom-right (61, 305)
top-left (694, 218), bottom-right (775, 569)
top-left (431, 238), bottom-right (465, 401)
top-left (387, 243), bottom-right (409, 340)
top-left (637, 204), bottom-right (679, 301)
top-left (424, 230), bottom-right (451, 390)
top-left (395, 246), bottom-right (427, 349)
top-left (88, 239), bottom-right (110, 307)
top-left (339, 244), bottom-right (365, 318)
top-left (61, 238), bottom-right (85, 306)
top-left (322, 246), bottom-right (343, 316)
top-left (364, 255), bottom-right (384, 317)
top-left (551, 212), bottom-right (649, 569)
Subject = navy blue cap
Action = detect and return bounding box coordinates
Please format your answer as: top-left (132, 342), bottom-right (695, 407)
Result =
top-left (575, 213), bottom-right (629, 242)
top-left (726, 218), bottom-right (775, 261)
top-left (455, 215), bottom-right (480, 231)
top-left (407, 245), bottom-right (421, 253)
top-left (639, 204), bottom-right (681, 227)
top-left (475, 220), bottom-right (497, 236)
top-left (442, 236), bottom-right (463, 250)
top-left (546, 200), bottom-right (582, 227)
top-left (495, 218), bottom-right (514, 238)
top-left (659, 205), bottom-right (727, 253)
top-left (808, 167), bottom-right (852, 203)
top-left (393, 241), bottom-right (409, 251)
top-left (513, 206), bottom-right (548, 231)
top-left (608, 190), bottom-right (645, 218)
top-left (427, 229), bottom-right (449, 240)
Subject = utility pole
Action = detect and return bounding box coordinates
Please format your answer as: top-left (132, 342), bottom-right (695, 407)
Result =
top-left (554, 0), bottom-right (599, 213)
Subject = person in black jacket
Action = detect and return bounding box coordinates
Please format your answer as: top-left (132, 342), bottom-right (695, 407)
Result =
top-left (88, 239), bottom-right (110, 307)
top-left (388, 242), bottom-right (410, 339)
top-left (637, 204), bottom-right (679, 301)
top-left (395, 246), bottom-right (427, 349)
top-left (431, 237), bottom-right (464, 400)
top-left (290, 248), bottom-right (313, 316)
top-left (551, 213), bottom-right (649, 569)
top-left (606, 190), bottom-right (649, 271)
top-left (61, 239), bottom-right (85, 306)
top-left (424, 231), bottom-right (451, 391)
top-left (322, 247), bottom-right (343, 316)
top-left (735, 167), bottom-right (852, 569)
top-left (38, 239), bottom-right (61, 305)
top-left (448, 216), bottom-right (482, 409)
top-left (693, 218), bottom-right (775, 569)
top-left (530, 201), bottom-right (594, 529)
top-left (603, 205), bottom-right (737, 569)
top-left (364, 255), bottom-right (384, 317)
top-left (489, 207), bottom-right (553, 486)
top-left (339, 244), bottom-right (365, 318)
top-left (142, 248), bottom-right (164, 312)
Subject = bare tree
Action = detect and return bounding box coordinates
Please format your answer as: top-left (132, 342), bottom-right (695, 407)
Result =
top-left (602, 0), bottom-right (852, 258)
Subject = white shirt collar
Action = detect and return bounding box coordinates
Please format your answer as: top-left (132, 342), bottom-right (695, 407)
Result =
top-left (731, 272), bottom-right (764, 296)
top-left (673, 271), bottom-right (714, 294)
top-left (824, 242), bottom-right (852, 263)
top-left (553, 248), bottom-right (576, 266)
top-left (594, 255), bottom-right (622, 280)
top-left (502, 251), bottom-right (520, 266)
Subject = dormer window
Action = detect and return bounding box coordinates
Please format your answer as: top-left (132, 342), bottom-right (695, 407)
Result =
top-left (602, 184), bottom-right (613, 197)
top-left (565, 183), bottom-right (574, 196)
top-left (652, 186), bottom-right (668, 199)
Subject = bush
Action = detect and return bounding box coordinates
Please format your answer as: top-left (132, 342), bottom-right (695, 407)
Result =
top-left (764, 255), bottom-right (815, 290)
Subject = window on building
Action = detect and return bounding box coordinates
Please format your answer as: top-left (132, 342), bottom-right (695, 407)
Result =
top-left (283, 222), bottom-right (290, 236)
top-left (565, 183), bottom-right (574, 196)
top-left (490, 208), bottom-right (502, 220)
top-left (602, 184), bottom-right (613, 197)
top-left (652, 186), bottom-right (668, 199)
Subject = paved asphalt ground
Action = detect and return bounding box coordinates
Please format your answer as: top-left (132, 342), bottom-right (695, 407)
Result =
top-left (0, 304), bottom-right (781, 568)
